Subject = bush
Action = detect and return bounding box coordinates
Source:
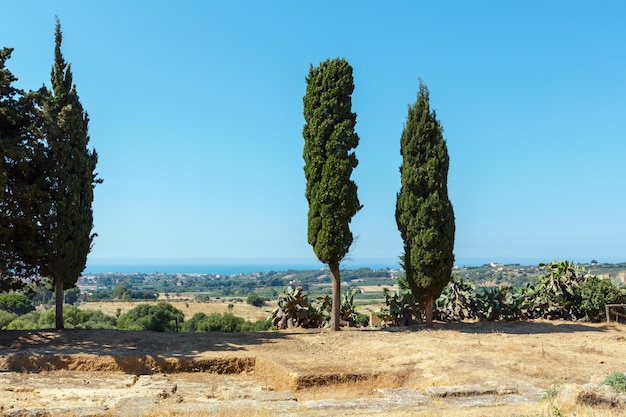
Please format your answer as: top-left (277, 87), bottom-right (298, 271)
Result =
top-left (76, 309), bottom-right (118, 329)
top-left (575, 276), bottom-right (623, 322)
top-left (353, 312), bottom-right (369, 327)
top-left (195, 294), bottom-right (211, 303)
top-left (0, 292), bottom-right (35, 315)
top-left (5, 311), bottom-right (41, 330)
top-left (246, 294), bottom-right (265, 307)
top-left (35, 305), bottom-right (118, 329)
top-left (185, 312), bottom-right (271, 332)
top-left (65, 287), bottom-right (81, 305)
top-left (117, 302), bottom-right (184, 332)
top-left (0, 310), bottom-right (18, 329)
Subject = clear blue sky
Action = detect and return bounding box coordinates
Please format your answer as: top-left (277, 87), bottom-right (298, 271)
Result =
top-left (1, 1), bottom-right (625, 271)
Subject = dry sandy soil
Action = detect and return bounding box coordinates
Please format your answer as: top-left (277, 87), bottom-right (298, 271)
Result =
top-left (1, 321), bottom-right (625, 416)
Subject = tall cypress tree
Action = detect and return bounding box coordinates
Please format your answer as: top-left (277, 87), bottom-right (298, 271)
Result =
top-left (396, 79), bottom-right (455, 327)
top-left (0, 47), bottom-right (48, 289)
top-left (42, 20), bottom-right (101, 330)
top-left (303, 58), bottom-right (362, 331)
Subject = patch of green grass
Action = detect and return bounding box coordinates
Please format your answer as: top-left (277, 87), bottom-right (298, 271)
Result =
top-left (602, 371), bottom-right (626, 392)
top-left (542, 383), bottom-right (559, 400)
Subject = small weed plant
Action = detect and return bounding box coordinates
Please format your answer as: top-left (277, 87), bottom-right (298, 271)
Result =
top-left (602, 371), bottom-right (626, 392)
top-left (543, 383), bottom-right (559, 400)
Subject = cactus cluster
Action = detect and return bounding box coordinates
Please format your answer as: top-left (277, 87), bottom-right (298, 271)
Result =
top-left (377, 261), bottom-right (625, 326)
top-left (269, 287), bottom-right (364, 329)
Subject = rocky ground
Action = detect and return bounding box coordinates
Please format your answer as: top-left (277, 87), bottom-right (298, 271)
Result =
top-left (1, 321), bottom-right (625, 416)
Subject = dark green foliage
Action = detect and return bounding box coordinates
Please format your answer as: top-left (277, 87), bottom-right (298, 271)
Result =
top-left (395, 80), bottom-right (455, 326)
top-left (41, 20), bottom-right (101, 329)
top-left (434, 278), bottom-right (522, 322)
top-left (117, 302), bottom-right (184, 332)
top-left (521, 261), bottom-right (587, 320)
top-left (5, 310), bottom-right (40, 329)
top-left (0, 47), bottom-right (48, 289)
top-left (112, 284), bottom-right (157, 301)
top-left (246, 294), bottom-right (265, 307)
top-left (353, 312), bottom-right (369, 327)
top-left (194, 294), bottom-right (211, 303)
top-left (64, 287), bottom-right (81, 304)
top-left (86, 289), bottom-right (112, 301)
top-left (303, 57), bottom-right (361, 266)
top-left (37, 305), bottom-right (117, 329)
top-left (575, 276), bottom-right (623, 322)
top-left (0, 292), bottom-right (35, 314)
top-left (29, 278), bottom-right (55, 306)
top-left (477, 286), bottom-right (520, 321)
top-left (184, 312), bottom-right (271, 332)
top-left (0, 309), bottom-right (17, 328)
top-left (302, 58), bottom-right (361, 331)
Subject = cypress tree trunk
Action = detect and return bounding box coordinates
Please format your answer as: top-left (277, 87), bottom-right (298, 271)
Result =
top-left (425, 295), bottom-right (434, 328)
top-left (329, 262), bottom-right (341, 331)
top-left (55, 280), bottom-right (64, 330)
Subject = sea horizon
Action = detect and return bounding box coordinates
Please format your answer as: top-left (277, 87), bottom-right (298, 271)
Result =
top-left (83, 256), bottom-right (625, 275)
top-left (83, 262), bottom-right (401, 275)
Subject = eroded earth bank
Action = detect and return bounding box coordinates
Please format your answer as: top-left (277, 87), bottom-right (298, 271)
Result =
top-left (1, 321), bottom-right (625, 416)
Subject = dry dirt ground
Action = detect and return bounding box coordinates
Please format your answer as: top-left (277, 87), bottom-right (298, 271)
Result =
top-left (0, 321), bottom-right (625, 416)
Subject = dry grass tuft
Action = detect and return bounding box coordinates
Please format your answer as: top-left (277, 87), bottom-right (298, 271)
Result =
top-left (577, 344), bottom-right (605, 355)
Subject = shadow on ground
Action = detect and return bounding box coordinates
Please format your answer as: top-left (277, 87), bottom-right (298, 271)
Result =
top-left (392, 320), bottom-right (613, 335)
top-left (0, 328), bottom-right (291, 356)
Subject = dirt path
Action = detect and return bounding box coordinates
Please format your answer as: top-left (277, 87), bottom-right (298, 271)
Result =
top-left (1, 321), bottom-right (625, 416)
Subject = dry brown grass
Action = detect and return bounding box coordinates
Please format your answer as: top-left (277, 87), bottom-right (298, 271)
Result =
top-left (81, 299), bottom-right (270, 321)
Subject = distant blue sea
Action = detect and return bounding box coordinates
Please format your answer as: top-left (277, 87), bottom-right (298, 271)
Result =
top-left (84, 262), bottom-right (400, 275)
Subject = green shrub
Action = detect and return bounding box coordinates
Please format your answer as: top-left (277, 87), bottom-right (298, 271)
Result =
top-left (602, 371), bottom-right (626, 392)
top-left (5, 311), bottom-right (41, 330)
top-left (575, 276), bottom-right (623, 322)
top-left (34, 305), bottom-right (117, 329)
top-left (353, 312), bottom-right (369, 327)
top-left (0, 292), bottom-right (35, 315)
top-left (246, 294), bottom-right (265, 307)
top-left (71, 309), bottom-right (117, 329)
top-left (240, 318), bottom-right (272, 331)
top-left (185, 312), bottom-right (271, 332)
top-left (117, 302), bottom-right (184, 332)
top-left (0, 310), bottom-right (18, 329)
